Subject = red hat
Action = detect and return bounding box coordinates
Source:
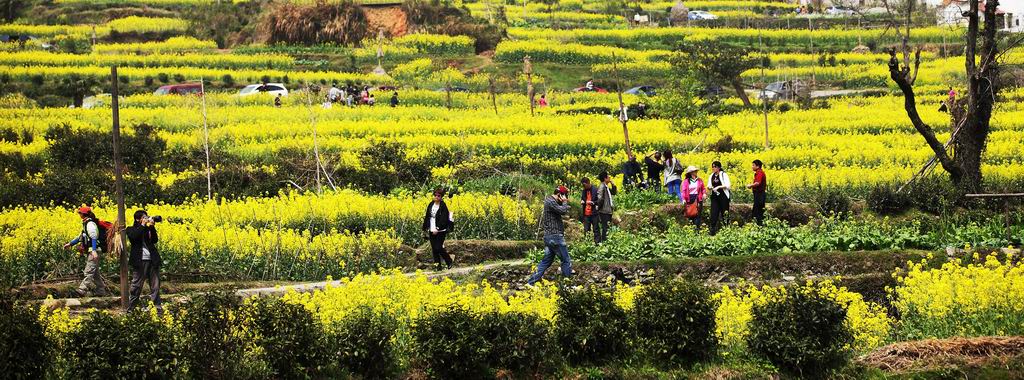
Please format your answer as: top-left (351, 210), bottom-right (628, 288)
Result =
top-left (77, 206), bottom-right (92, 214)
top-left (556, 185), bottom-right (569, 195)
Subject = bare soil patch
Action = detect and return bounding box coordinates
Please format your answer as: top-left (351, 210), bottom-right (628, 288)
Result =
top-left (858, 336), bottom-right (1024, 373)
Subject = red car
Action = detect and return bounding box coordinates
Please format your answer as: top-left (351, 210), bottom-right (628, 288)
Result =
top-left (154, 83), bottom-right (203, 95)
top-left (573, 86), bottom-right (608, 93)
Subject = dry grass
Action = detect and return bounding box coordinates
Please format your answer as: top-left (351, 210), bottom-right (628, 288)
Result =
top-left (858, 336), bottom-right (1024, 373)
top-left (258, 0), bottom-right (369, 46)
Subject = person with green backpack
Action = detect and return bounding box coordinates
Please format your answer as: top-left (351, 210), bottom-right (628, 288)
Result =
top-left (62, 206), bottom-right (111, 297)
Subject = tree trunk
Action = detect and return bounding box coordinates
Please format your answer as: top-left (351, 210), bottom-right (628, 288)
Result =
top-left (887, 0), bottom-right (1001, 195)
top-left (730, 78), bottom-right (751, 107)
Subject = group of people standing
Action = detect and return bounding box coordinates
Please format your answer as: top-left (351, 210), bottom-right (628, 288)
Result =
top-left (63, 207), bottom-right (162, 312)
top-left (644, 151), bottom-right (768, 234)
top-left (324, 83), bottom-right (400, 108)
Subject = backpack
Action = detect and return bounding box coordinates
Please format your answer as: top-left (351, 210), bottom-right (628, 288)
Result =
top-left (670, 160), bottom-right (683, 176)
top-left (83, 219), bottom-right (114, 252)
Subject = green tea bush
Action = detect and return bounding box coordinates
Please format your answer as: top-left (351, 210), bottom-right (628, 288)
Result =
top-left (866, 184), bottom-right (911, 215)
top-left (328, 306), bottom-right (400, 379)
top-left (747, 288), bottom-right (854, 377)
top-left (632, 279), bottom-right (718, 367)
top-left (480, 311), bottom-right (560, 377)
top-left (815, 189), bottom-right (852, 218)
top-left (172, 292), bottom-right (267, 380)
top-left (0, 295), bottom-right (52, 379)
top-left (555, 286), bottom-right (631, 366)
top-left (413, 306), bottom-right (489, 379)
top-left (64, 310), bottom-right (180, 379)
top-left (243, 296), bottom-right (326, 379)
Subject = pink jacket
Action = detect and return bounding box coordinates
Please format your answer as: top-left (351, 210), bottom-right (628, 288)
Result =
top-left (681, 178), bottom-right (706, 203)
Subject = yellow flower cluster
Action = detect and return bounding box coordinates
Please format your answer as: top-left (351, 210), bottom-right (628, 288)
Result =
top-left (283, 270), bottom-right (562, 327)
top-left (890, 253), bottom-right (1024, 339)
top-left (0, 50), bottom-right (294, 70)
top-left (714, 280), bottom-right (892, 352)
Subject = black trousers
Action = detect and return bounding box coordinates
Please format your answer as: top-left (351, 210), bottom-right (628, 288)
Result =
top-left (582, 214), bottom-right (599, 244)
top-left (752, 191), bottom-right (767, 226)
top-left (128, 261), bottom-right (161, 310)
top-left (429, 232), bottom-right (453, 269)
top-left (709, 193), bottom-right (730, 235)
top-left (596, 213), bottom-right (612, 243)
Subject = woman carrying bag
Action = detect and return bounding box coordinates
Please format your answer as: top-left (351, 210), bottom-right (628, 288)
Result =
top-left (707, 161), bottom-right (731, 235)
top-left (422, 188), bottom-right (455, 270)
top-left (681, 166), bottom-right (706, 228)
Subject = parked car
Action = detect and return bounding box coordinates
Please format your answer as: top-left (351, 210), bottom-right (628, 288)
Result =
top-left (688, 10), bottom-right (718, 20)
top-left (758, 79), bottom-right (805, 101)
top-left (153, 83), bottom-right (203, 96)
top-left (81, 94), bottom-right (124, 109)
top-left (573, 86), bottom-right (608, 93)
top-left (825, 6), bottom-right (856, 16)
top-left (435, 86), bottom-right (470, 92)
top-left (239, 83), bottom-right (288, 97)
top-left (624, 85), bottom-right (656, 96)
top-left (699, 85), bottom-right (725, 98)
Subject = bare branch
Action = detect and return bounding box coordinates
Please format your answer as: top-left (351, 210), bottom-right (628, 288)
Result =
top-left (887, 49), bottom-right (962, 179)
top-left (909, 48), bottom-right (922, 85)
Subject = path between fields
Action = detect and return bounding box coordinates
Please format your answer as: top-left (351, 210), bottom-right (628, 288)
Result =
top-left (234, 258), bottom-right (530, 297)
top-left (39, 258), bottom-right (532, 310)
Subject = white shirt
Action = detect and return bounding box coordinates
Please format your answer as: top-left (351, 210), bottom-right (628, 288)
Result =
top-left (328, 87), bottom-right (342, 100)
top-left (708, 171), bottom-right (732, 199)
top-left (85, 221), bottom-right (99, 241)
top-left (142, 246), bottom-right (151, 261)
top-left (428, 204), bottom-right (453, 233)
top-left (663, 158), bottom-right (681, 183)
top-left (687, 178), bottom-right (700, 195)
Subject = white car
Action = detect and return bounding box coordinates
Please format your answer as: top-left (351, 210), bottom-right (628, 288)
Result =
top-left (688, 10), bottom-right (718, 20)
top-left (825, 6), bottom-right (856, 16)
top-left (238, 83), bottom-right (288, 97)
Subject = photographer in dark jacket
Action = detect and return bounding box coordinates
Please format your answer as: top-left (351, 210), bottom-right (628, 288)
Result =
top-left (126, 210), bottom-right (161, 311)
top-left (422, 188), bottom-right (454, 271)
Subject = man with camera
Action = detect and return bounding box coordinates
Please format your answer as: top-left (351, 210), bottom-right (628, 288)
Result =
top-left (126, 210), bottom-right (162, 311)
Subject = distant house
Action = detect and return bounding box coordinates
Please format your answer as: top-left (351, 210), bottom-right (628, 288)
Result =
top-left (933, 0), bottom-right (1022, 32)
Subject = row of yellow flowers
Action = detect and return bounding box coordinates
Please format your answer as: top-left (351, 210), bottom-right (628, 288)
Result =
top-left (0, 50), bottom-right (294, 70)
top-left (0, 16), bottom-right (187, 38)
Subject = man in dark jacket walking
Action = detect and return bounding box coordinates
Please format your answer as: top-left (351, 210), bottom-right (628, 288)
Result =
top-left (528, 185), bottom-right (572, 285)
top-left (126, 210), bottom-right (161, 311)
top-left (595, 172), bottom-right (617, 244)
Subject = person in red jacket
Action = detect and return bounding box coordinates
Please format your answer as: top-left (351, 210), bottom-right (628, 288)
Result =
top-left (746, 159), bottom-right (768, 226)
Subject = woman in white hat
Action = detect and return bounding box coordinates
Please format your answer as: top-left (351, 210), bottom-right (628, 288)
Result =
top-left (707, 160), bottom-right (731, 235)
top-left (681, 165), bottom-right (705, 228)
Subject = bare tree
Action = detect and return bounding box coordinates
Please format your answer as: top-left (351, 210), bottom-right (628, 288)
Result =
top-left (888, 0), bottom-right (1011, 194)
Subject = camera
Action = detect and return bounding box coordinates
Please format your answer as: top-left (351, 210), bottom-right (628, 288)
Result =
top-left (146, 216), bottom-right (163, 223)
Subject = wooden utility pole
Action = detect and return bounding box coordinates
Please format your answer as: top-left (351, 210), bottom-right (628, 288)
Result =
top-left (610, 52), bottom-right (633, 157)
top-left (524, 56), bottom-right (534, 116)
top-left (445, 78), bottom-right (452, 110)
top-left (110, 66), bottom-right (129, 310)
top-left (488, 76), bottom-right (499, 115)
top-left (197, 79), bottom-right (212, 200)
top-left (759, 25), bottom-right (770, 150)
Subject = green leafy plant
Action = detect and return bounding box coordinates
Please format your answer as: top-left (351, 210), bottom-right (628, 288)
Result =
top-left (64, 310), bottom-right (180, 379)
top-left (747, 288), bottom-right (854, 377)
top-left (0, 294), bottom-right (52, 379)
top-left (412, 306), bottom-right (489, 379)
top-left (555, 286), bottom-right (631, 366)
top-left (243, 296), bottom-right (326, 379)
top-left (479, 311), bottom-right (560, 377)
top-left (327, 306), bottom-right (400, 379)
top-left (632, 279), bottom-right (718, 367)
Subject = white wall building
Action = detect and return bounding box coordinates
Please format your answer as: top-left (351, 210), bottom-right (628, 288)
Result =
top-left (933, 0), bottom-right (1023, 31)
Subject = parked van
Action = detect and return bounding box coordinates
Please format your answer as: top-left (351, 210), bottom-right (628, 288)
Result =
top-left (154, 83), bottom-right (203, 95)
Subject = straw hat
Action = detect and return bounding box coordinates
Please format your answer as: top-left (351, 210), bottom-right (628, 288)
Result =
top-left (684, 166), bottom-right (699, 174)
